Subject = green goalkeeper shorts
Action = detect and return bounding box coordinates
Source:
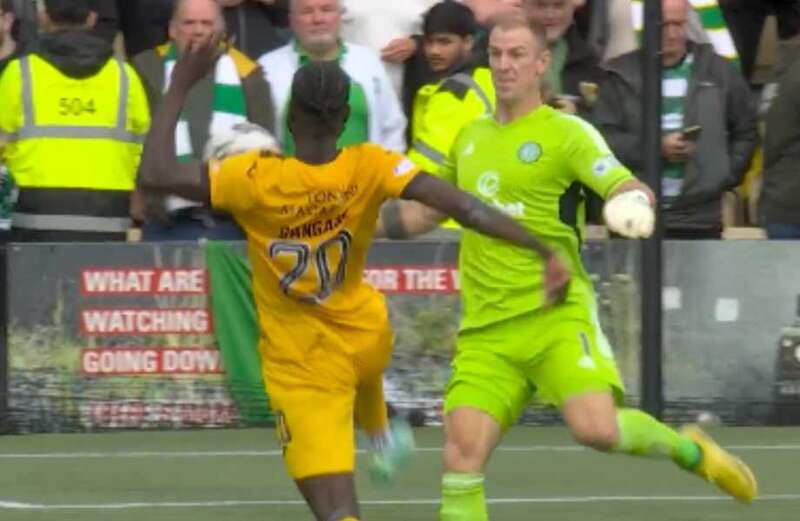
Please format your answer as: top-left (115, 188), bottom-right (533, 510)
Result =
top-left (444, 303), bottom-right (625, 431)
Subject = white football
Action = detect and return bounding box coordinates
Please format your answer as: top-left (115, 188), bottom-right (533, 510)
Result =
top-left (696, 411), bottom-right (722, 426)
top-left (204, 122), bottom-right (281, 161)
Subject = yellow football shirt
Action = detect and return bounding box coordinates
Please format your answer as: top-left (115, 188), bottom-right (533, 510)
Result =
top-left (209, 144), bottom-right (419, 357)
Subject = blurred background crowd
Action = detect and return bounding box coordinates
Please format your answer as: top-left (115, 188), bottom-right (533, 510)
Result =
top-left (0, 0), bottom-right (798, 243)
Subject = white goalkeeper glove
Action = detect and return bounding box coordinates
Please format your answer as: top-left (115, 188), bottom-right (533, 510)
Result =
top-left (603, 189), bottom-right (655, 239)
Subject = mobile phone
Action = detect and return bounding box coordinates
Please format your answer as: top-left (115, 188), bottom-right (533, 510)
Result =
top-left (681, 125), bottom-right (702, 141)
top-left (579, 82), bottom-right (599, 99)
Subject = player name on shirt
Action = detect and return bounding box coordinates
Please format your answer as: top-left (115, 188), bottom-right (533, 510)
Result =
top-left (278, 210), bottom-right (349, 240)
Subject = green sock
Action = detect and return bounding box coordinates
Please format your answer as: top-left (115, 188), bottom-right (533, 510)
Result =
top-left (615, 408), bottom-right (702, 471)
top-left (440, 472), bottom-right (488, 521)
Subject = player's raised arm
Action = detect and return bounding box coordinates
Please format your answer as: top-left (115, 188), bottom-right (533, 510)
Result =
top-left (399, 172), bottom-right (571, 304)
top-left (137, 35), bottom-right (222, 204)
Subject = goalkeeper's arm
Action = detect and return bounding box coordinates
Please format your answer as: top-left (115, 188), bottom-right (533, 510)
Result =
top-left (603, 179), bottom-right (657, 239)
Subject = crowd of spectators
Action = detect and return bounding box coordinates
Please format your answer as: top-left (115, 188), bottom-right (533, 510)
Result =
top-left (0, 0), bottom-right (798, 242)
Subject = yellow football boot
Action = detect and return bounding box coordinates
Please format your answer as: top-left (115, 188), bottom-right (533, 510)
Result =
top-left (681, 425), bottom-right (758, 503)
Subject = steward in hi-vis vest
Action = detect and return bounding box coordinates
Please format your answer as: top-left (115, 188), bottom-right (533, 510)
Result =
top-left (0, 0), bottom-right (149, 242)
top-left (407, 2), bottom-right (495, 229)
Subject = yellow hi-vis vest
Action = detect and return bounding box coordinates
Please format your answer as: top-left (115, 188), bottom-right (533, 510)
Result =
top-left (0, 54), bottom-right (150, 234)
top-left (408, 66), bottom-right (495, 229)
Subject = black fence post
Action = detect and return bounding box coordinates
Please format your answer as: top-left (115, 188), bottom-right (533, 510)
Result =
top-left (0, 244), bottom-right (9, 433)
top-left (641, 0), bottom-right (664, 419)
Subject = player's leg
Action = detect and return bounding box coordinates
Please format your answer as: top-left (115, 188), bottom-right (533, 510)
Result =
top-left (559, 390), bottom-right (698, 462)
top-left (355, 373), bottom-right (415, 483)
top-left (560, 391), bottom-right (757, 502)
top-left (295, 473), bottom-right (360, 521)
top-left (440, 406), bottom-right (502, 521)
top-left (443, 407), bottom-right (503, 473)
top-left (265, 361), bottom-right (362, 520)
top-left (352, 320), bottom-right (414, 484)
top-left (354, 372), bottom-right (389, 438)
top-left (560, 389), bottom-right (697, 461)
top-left (440, 334), bottom-right (532, 521)
top-left (272, 386), bottom-right (363, 520)
top-left (530, 306), bottom-right (757, 502)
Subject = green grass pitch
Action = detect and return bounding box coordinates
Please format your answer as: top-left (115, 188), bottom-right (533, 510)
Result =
top-left (1, 426), bottom-right (798, 520)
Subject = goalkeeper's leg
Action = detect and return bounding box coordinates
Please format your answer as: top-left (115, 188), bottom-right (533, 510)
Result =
top-left (533, 311), bottom-right (756, 502)
top-left (561, 391), bottom-right (697, 460)
top-left (440, 344), bottom-right (531, 521)
top-left (440, 407), bottom-right (500, 521)
top-left (561, 392), bottom-right (757, 503)
top-left (529, 305), bottom-right (756, 501)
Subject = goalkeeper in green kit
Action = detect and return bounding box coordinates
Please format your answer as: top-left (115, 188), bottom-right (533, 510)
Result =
top-left (378, 12), bottom-right (757, 521)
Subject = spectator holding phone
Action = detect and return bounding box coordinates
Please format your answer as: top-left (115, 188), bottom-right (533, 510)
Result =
top-left (595, 0), bottom-right (756, 238)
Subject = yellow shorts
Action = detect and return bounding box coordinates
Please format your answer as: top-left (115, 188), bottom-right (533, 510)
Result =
top-left (260, 309), bottom-right (393, 479)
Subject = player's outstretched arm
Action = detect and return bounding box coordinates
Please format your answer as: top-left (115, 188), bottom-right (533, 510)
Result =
top-left (401, 172), bottom-right (571, 303)
top-left (603, 179), bottom-right (657, 239)
top-left (138, 35), bottom-right (223, 204)
top-left (377, 199), bottom-right (446, 239)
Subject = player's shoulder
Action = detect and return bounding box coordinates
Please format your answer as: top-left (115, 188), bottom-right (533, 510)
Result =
top-left (214, 149), bottom-right (287, 178)
top-left (348, 142), bottom-right (383, 154)
top-left (345, 143), bottom-right (416, 180)
top-left (545, 108), bottom-right (588, 133)
top-left (463, 112), bottom-right (495, 132)
top-left (454, 113), bottom-right (494, 143)
top-left (345, 142), bottom-right (398, 162)
top-left (234, 148), bottom-right (288, 165)
top-left (559, 111), bottom-right (604, 135)
top-left (548, 110), bottom-right (609, 149)
top-left (257, 149), bottom-right (288, 163)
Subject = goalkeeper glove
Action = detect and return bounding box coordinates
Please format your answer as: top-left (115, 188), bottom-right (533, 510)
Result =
top-left (603, 189), bottom-right (655, 239)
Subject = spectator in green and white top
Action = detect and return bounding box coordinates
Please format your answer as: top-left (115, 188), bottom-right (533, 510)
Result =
top-left (258, 0), bottom-right (407, 155)
top-left (596, 0), bottom-right (757, 238)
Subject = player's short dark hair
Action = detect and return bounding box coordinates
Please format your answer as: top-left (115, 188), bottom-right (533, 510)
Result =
top-left (43, 0), bottom-right (92, 25)
top-left (1, 0), bottom-right (14, 14)
top-left (423, 1), bottom-right (476, 37)
top-left (489, 12), bottom-right (548, 51)
top-left (290, 61), bottom-right (351, 134)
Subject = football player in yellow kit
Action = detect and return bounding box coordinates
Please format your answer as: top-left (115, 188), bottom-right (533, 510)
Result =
top-left (137, 34), bottom-right (569, 521)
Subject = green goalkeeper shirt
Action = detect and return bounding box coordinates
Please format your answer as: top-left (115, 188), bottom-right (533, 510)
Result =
top-left (437, 105), bottom-right (634, 331)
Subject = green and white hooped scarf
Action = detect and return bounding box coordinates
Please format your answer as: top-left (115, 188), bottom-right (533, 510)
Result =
top-left (163, 44), bottom-right (248, 161)
top-left (163, 44), bottom-right (248, 210)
